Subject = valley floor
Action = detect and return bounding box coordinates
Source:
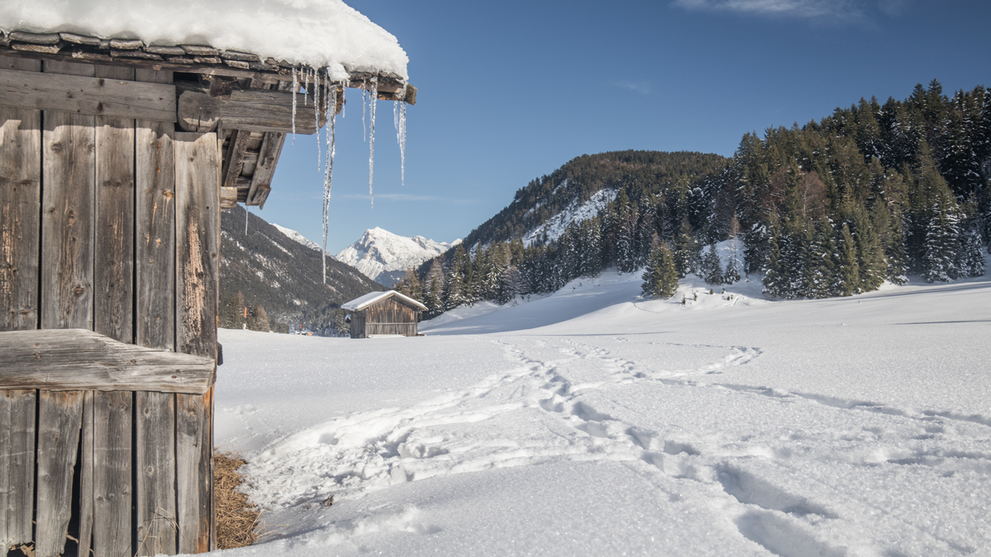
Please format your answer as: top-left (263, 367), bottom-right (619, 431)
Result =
top-left (213, 271), bottom-right (991, 556)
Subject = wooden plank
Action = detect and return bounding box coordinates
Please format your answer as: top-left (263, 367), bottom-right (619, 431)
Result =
top-left (0, 329), bottom-right (216, 393)
top-left (175, 132), bottom-right (220, 360)
top-left (0, 390), bottom-right (36, 554)
top-left (35, 390), bottom-right (83, 557)
top-left (136, 391), bottom-right (177, 556)
top-left (92, 390), bottom-right (133, 557)
top-left (175, 130), bottom-right (219, 552)
top-left (94, 65), bottom-right (136, 344)
top-left (0, 101), bottom-right (41, 331)
top-left (76, 391), bottom-right (94, 557)
top-left (177, 388), bottom-right (213, 554)
top-left (40, 60), bottom-right (96, 330)
top-left (0, 67), bottom-right (176, 121)
top-left (135, 69), bottom-right (177, 351)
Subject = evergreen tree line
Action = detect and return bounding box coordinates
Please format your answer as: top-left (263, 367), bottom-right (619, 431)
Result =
top-left (399, 81), bottom-right (990, 312)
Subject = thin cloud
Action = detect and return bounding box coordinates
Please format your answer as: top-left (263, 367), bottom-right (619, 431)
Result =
top-left (614, 81), bottom-right (653, 95)
top-left (673, 0), bottom-right (865, 20)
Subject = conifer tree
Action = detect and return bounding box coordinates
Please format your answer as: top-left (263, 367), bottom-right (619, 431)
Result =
top-left (836, 223), bottom-right (861, 295)
top-left (641, 241), bottom-right (679, 299)
top-left (699, 243), bottom-right (724, 285)
top-left (673, 218), bottom-right (700, 277)
top-left (851, 207), bottom-right (886, 292)
top-left (923, 188), bottom-right (962, 282)
top-left (762, 221), bottom-right (786, 298)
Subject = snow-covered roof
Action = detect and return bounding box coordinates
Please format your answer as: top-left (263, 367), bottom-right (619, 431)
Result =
top-left (342, 290), bottom-right (427, 312)
top-left (0, 0), bottom-right (408, 81)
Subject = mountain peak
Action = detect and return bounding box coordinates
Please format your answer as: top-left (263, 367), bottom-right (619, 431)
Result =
top-left (337, 227), bottom-right (456, 286)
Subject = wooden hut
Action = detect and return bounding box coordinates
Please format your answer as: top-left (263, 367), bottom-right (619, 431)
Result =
top-left (342, 290), bottom-right (427, 338)
top-left (0, 6), bottom-right (414, 556)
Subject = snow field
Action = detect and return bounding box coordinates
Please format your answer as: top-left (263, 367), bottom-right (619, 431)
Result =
top-left (215, 269), bottom-right (991, 556)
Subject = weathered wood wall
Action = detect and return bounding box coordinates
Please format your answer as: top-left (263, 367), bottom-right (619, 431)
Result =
top-left (351, 297), bottom-right (420, 338)
top-left (0, 57), bottom-right (218, 557)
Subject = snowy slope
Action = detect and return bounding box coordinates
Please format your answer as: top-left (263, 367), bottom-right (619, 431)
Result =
top-left (522, 188), bottom-right (616, 246)
top-left (336, 227), bottom-right (458, 286)
top-left (216, 268), bottom-right (991, 557)
top-left (271, 223), bottom-right (324, 254)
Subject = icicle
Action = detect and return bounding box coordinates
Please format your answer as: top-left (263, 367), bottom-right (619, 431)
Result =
top-left (342, 79), bottom-right (348, 118)
top-left (322, 84), bottom-right (338, 285)
top-left (394, 91), bottom-right (407, 186)
top-left (361, 88), bottom-right (368, 141)
top-left (314, 71), bottom-right (322, 172)
top-left (291, 67), bottom-right (298, 144)
top-left (369, 77), bottom-right (377, 208)
top-left (244, 205), bottom-right (249, 234)
top-left (303, 69), bottom-right (310, 106)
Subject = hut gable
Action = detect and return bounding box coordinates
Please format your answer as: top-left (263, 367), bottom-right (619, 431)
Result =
top-left (342, 290), bottom-right (426, 338)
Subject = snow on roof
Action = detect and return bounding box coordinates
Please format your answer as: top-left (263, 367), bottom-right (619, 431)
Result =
top-left (0, 0), bottom-right (408, 81)
top-left (342, 290), bottom-right (427, 312)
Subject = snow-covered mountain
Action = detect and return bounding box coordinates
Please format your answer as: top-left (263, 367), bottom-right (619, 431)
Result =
top-left (271, 223), bottom-right (325, 254)
top-left (337, 227), bottom-right (459, 286)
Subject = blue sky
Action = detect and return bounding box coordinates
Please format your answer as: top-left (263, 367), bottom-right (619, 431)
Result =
top-left (258, 0), bottom-right (991, 254)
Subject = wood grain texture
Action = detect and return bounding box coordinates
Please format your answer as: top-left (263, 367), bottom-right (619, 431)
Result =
top-left (135, 70), bottom-right (177, 351)
top-left (177, 388), bottom-right (213, 553)
top-left (92, 390), bottom-right (133, 557)
top-left (0, 104), bottom-right (41, 331)
top-left (94, 64), bottom-right (136, 344)
top-left (0, 390), bottom-right (35, 554)
top-left (0, 66), bottom-right (176, 121)
top-left (136, 391), bottom-right (177, 556)
top-left (176, 87), bottom-right (322, 134)
top-left (35, 390), bottom-right (83, 557)
top-left (0, 328), bottom-right (215, 393)
top-left (40, 60), bottom-right (96, 330)
top-left (175, 132), bottom-right (219, 361)
top-left (77, 392), bottom-right (94, 557)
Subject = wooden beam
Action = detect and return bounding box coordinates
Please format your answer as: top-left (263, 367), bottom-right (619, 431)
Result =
top-left (177, 86), bottom-right (324, 134)
top-left (0, 67), bottom-right (176, 121)
top-left (0, 329), bottom-right (216, 394)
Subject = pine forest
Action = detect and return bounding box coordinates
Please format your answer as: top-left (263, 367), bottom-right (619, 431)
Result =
top-left (398, 81), bottom-right (990, 316)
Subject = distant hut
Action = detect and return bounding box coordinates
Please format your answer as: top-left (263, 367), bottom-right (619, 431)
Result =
top-left (342, 290), bottom-right (427, 338)
top-left (0, 2), bottom-right (414, 555)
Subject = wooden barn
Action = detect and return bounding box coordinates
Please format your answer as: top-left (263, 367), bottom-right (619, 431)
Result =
top-left (342, 290), bottom-right (427, 338)
top-left (0, 4), bottom-right (414, 556)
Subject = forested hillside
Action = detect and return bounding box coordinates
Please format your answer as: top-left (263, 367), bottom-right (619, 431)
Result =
top-left (399, 81), bottom-right (989, 316)
top-left (220, 206), bottom-right (384, 335)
